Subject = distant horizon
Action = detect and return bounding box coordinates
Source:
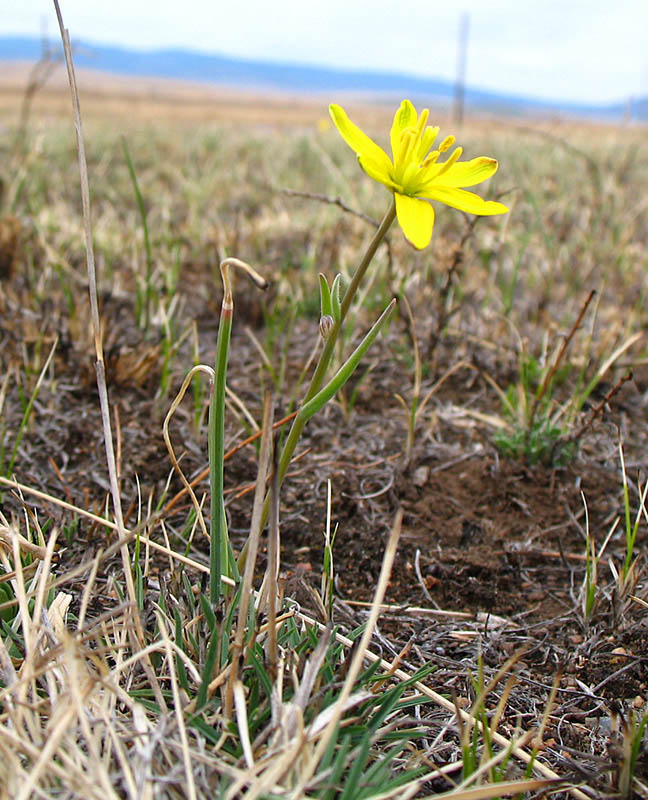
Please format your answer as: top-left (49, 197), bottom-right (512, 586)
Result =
top-left (67, 36), bottom-right (647, 109)
top-left (2, 1), bottom-right (647, 106)
top-left (2, 34), bottom-right (645, 122)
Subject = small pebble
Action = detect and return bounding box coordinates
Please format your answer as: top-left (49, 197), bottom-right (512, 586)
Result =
top-left (413, 465), bottom-right (430, 487)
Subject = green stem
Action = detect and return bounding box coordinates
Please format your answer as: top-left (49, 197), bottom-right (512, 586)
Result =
top-left (122, 137), bottom-right (153, 332)
top-left (303, 197), bottom-right (396, 405)
top-left (209, 304), bottom-right (232, 605)
top-left (272, 198), bottom-right (396, 500)
top-left (237, 201), bottom-right (396, 574)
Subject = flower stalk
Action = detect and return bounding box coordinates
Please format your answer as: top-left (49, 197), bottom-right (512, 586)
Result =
top-left (269, 199), bottom-right (397, 502)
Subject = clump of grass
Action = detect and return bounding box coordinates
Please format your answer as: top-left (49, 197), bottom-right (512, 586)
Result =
top-left (610, 705), bottom-right (648, 799)
top-left (491, 290), bottom-right (639, 467)
top-left (576, 436), bottom-right (647, 628)
top-left (454, 648), bottom-right (550, 795)
top-left (2, 337), bottom-right (57, 480)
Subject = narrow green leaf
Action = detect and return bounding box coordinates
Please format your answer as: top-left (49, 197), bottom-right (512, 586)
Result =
top-left (331, 273), bottom-right (342, 321)
top-left (325, 733), bottom-right (352, 798)
top-left (173, 607), bottom-right (191, 694)
top-left (182, 572), bottom-right (196, 618)
top-left (199, 593), bottom-right (218, 632)
top-left (246, 647), bottom-right (275, 698)
top-left (209, 304), bottom-right (233, 605)
top-left (121, 136), bottom-right (154, 332)
top-left (196, 624), bottom-right (220, 711)
top-left (299, 299), bottom-right (396, 423)
top-left (339, 737), bottom-right (371, 799)
top-left (319, 273), bottom-right (333, 318)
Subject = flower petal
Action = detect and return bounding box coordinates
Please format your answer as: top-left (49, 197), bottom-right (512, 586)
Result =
top-left (423, 185), bottom-right (508, 216)
top-left (390, 99), bottom-right (418, 161)
top-left (358, 154), bottom-right (400, 191)
top-left (432, 157), bottom-right (499, 188)
top-left (329, 104), bottom-right (392, 176)
top-left (395, 193), bottom-right (435, 249)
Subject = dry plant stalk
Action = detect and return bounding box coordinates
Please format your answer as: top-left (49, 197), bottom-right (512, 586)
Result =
top-left (292, 608), bottom-right (590, 800)
top-left (53, 0), bottom-right (164, 707)
top-left (224, 393), bottom-right (274, 719)
top-left (0, 512), bottom-right (206, 799)
top-left (288, 509), bottom-right (404, 797)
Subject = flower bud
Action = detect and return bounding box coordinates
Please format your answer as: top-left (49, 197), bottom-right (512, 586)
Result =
top-left (319, 314), bottom-right (334, 339)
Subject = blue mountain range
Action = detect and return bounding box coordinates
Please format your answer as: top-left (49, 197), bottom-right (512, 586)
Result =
top-left (1, 35), bottom-right (645, 121)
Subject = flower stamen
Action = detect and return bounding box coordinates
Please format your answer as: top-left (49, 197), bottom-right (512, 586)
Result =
top-left (397, 128), bottom-right (416, 164)
top-left (439, 135), bottom-right (455, 153)
top-left (417, 126), bottom-right (439, 163)
top-left (436, 146), bottom-right (463, 178)
top-left (422, 150), bottom-right (440, 168)
top-left (415, 108), bottom-right (430, 138)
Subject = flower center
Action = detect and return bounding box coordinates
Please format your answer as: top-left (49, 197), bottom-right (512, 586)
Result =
top-left (392, 113), bottom-right (461, 194)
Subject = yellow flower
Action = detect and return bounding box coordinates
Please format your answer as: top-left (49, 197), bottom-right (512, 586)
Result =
top-left (329, 99), bottom-right (508, 249)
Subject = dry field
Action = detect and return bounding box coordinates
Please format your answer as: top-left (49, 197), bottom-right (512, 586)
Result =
top-left (0, 64), bottom-right (647, 798)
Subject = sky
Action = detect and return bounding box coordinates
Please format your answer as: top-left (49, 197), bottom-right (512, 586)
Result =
top-left (2, 0), bottom-right (647, 105)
